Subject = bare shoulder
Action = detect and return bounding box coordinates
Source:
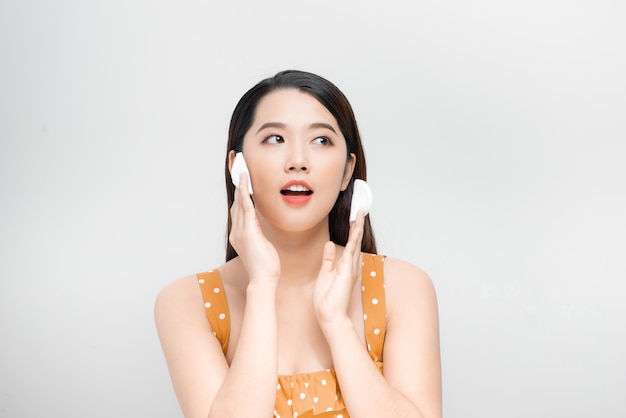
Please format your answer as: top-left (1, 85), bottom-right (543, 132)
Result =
top-left (154, 259), bottom-right (242, 329)
top-left (380, 256), bottom-right (438, 324)
top-left (382, 257), bottom-right (437, 300)
top-left (155, 274), bottom-right (204, 316)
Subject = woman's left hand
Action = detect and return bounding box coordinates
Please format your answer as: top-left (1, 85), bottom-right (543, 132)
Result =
top-left (313, 210), bottom-right (365, 328)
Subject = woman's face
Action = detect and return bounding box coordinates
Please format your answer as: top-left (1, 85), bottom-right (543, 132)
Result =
top-left (235, 88), bottom-right (355, 234)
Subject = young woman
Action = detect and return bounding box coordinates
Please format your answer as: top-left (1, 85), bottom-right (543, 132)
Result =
top-left (155, 70), bottom-right (441, 418)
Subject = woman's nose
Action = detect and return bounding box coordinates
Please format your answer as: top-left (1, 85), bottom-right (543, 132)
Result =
top-left (285, 144), bottom-right (310, 172)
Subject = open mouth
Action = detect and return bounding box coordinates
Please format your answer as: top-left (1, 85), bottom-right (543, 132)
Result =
top-left (280, 184), bottom-right (313, 197)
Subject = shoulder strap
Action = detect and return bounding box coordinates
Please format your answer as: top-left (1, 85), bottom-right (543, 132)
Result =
top-left (361, 254), bottom-right (387, 362)
top-left (197, 270), bottom-right (230, 353)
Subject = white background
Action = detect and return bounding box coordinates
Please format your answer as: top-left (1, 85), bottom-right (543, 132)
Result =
top-left (1, 1), bottom-right (625, 417)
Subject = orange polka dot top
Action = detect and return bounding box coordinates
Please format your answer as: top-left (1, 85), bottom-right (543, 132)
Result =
top-left (197, 253), bottom-right (387, 418)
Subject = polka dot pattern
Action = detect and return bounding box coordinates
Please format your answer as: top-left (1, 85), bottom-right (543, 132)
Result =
top-left (197, 253), bottom-right (387, 417)
top-left (276, 370), bottom-right (347, 418)
top-left (197, 271), bottom-right (230, 353)
top-left (361, 254), bottom-right (387, 363)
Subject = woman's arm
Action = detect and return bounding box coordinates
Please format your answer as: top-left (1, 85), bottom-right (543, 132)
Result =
top-left (154, 277), bottom-right (279, 418)
top-left (325, 259), bottom-right (441, 418)
top-left (155, 276), bottom-right (229, 418)
top-left (208, 280), bottom-right (279, 417)
top-left (155, 174), bottom-right (281, 418)
top-left (314, 212), bottom-right (441, 418)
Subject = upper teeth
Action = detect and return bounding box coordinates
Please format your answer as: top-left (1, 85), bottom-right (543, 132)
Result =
top-left (286, 185), bottom-right (309, 192)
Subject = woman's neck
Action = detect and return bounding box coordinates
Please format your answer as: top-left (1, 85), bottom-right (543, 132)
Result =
top-left (260, 221), bottom-right (334, 286)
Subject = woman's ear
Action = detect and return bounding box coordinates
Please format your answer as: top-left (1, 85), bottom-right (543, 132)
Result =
top-left (228, 150), bottom-right (237, 174)
top-left (341, 153), bottom-right (357, 191)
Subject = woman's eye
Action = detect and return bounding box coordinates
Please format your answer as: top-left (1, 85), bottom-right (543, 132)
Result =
top-left (264, 135), bottom-right (284, 144)
top-left (312, 136), bottom-right (332, 145)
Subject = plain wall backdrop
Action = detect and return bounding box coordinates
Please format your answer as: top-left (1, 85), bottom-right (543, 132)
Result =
top-left (1, 1), bottom-right (625, 417)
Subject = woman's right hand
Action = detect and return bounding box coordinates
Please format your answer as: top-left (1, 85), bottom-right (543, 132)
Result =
top-left (229, 172), bottom-right (280, 285)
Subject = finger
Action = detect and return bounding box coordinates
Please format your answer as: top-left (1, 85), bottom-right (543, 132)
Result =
top-left (236, 173), bottom-right (256, 229)
top-left (320, 241), bottom-right (336, 273)
top-left (239, 172), bottom-right (250, 197)
top-left (344, 210), bottom-right (365, 273)
top-left (316, 241), bottom-right (337, 292)
top-left (240, 173), bottom-right (257, 211)
top-left (230, 184), bottom-right (242, 229)
top-left (345, 210), bottom-right (364, 253)
top-left (231, 175), bottom-right (251, 235)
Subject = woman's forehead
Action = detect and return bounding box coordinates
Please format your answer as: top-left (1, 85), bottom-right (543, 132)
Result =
top-left (251, 89), bottom-right (340, 131)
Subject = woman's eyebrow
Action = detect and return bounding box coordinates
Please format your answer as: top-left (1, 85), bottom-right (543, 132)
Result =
top-left (256, 122), bottom-right (286, 134)
top-left (255, 122), bottom-right (337, 134)
top-left (309, 123), bottom-right (337, 134)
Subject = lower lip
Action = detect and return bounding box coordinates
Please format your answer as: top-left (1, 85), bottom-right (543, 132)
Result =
top-left (281, 194), bottom-right (312, 205)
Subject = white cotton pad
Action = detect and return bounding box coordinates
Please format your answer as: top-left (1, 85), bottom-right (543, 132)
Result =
top-left (231, 152), bottom-right (253, 194)
top-left (349, 179), bottom-right (372, 222)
